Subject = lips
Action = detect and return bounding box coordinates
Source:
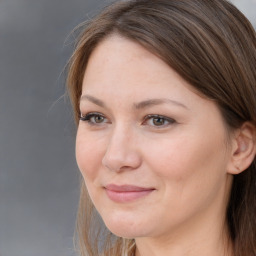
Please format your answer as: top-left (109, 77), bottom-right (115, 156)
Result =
top-left (104, 184), bottom-right (155, 203)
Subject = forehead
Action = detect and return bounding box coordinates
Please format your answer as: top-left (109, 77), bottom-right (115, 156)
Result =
top-left (80, 35), bottom-right (229, 137)
top-left (82, 35), bottom-right (192, 99)
top-left (81, 34), bottom-right (222, 120)
top-left (83, 35), bottom-right (169, 86)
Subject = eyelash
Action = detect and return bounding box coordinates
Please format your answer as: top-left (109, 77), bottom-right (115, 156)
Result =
top-left (79, 112), bottom-right (176, 128)
top-left (79, 112), bottom-right (108, 125)
top-left (142, 114), bottom-right (176, 127)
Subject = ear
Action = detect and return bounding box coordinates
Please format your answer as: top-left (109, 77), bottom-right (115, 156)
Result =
top-left (227, 122), bottom-right (256, 175)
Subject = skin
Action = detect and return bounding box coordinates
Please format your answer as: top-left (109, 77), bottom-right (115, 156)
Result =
top-left (76, 35), bottom-right (236, 256)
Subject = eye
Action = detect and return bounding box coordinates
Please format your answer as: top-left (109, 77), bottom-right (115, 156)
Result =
top-left (143, 115), bottom-right (175, 127)
top-left (80, 112), bottom-right (108, 125)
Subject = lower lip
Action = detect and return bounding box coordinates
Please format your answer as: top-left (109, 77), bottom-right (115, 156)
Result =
top-left (105, 189), bottom-right (154, 203)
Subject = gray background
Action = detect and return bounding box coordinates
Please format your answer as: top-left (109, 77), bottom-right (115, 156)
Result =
top-left (0, 1), bottom-right (255, 256)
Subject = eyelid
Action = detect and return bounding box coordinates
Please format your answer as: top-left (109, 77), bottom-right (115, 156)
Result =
top-left (80, 111), bottom-right (102, 119)
top-left (142, 114), bottom-right (176, 127)
top-left (79, 112), bottom-right (176, 128)
top-left (79, 112), bottom-right (109, 125)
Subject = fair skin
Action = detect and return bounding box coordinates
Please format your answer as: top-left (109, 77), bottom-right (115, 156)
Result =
top-left (76, 35), bottom-right (254, 256)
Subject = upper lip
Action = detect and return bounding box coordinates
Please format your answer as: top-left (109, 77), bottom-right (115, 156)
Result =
top-left (105, 184), bottom-right (155, 192)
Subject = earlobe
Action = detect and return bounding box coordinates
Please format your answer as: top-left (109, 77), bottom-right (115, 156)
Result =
top-left (227, 122), bottom-right (256, 175)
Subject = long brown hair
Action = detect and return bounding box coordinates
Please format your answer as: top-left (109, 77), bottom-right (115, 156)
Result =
top-left (67, 1), bottom-right (256, 255)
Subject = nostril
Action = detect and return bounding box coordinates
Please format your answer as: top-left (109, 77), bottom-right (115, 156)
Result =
top-left (102, 154), bottom-right (124, 172)
top-left (102, 148), bottom-right (142, 172)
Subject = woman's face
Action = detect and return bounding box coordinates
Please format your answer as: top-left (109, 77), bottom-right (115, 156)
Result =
top-left (76, 35), bottom-right (233, 239)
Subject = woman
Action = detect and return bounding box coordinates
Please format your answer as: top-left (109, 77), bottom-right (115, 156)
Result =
top-left (67, 0), bottom-right (256, 255)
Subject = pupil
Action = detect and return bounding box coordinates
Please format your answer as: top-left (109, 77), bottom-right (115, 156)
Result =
top-left (95, 116), bottom-right (103, 123)
top-left (153, 117), bottom-right (164, 126)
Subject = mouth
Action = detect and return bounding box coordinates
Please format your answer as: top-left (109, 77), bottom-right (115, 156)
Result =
top-left (104, 184), bottom-right (155, 203)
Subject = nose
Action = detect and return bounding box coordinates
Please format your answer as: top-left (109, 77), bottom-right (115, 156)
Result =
top-left (102, 125), bottom-right (142, 172)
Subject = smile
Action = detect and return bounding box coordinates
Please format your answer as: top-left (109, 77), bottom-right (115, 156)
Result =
top-left (104, 184), bottom-right (155, 203)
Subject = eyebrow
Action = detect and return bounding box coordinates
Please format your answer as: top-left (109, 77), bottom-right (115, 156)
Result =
top-left (134, 98), bottom-right (188, 110)
top-left (80, 95), bottom-right (188, 110)
top-left (80, 95), bottom-right (106, 108)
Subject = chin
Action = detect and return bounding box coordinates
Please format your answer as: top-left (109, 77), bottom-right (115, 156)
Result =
top-left (105, 224), bottom-right (147, 239)
top-left (102, 212), bottom-right (151, 239)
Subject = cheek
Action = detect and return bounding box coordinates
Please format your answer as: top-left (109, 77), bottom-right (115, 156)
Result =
top-left (75, 128), bottom-right (105, 181)
top-left (142, 132), bottom-right (229, 224)
top-left (143, 135), bottom-right (193, 178)
top-left (144, 130), bottom-right (228, 189)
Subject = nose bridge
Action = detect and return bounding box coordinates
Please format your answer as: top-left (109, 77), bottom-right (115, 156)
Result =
top-left (102, 123), bottom-right (141, 172)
